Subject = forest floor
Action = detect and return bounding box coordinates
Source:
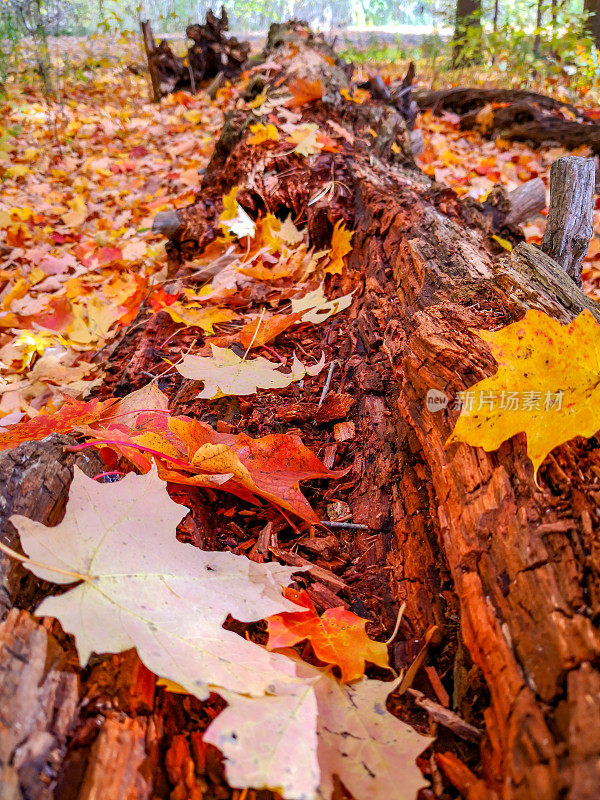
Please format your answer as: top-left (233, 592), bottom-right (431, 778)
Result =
top-left (3, 35), bottom-right (600, 422)
top-left (1, 32), bottom-right (600, 798)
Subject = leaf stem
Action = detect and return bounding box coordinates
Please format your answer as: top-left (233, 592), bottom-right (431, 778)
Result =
top-left (242, 307), bottom-right (266, 362)
top-left (0, 540), bottom-right (88, 582)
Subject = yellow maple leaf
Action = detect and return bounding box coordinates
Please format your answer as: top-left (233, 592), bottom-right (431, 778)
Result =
top-left (491, 234), bottom-right (513, 252)
top-left (447, 309), bottom-right (600, 477)
top-left (218, 187), bottom-right (255, 239)
top-left (13, 331), bottom-right (61, 370)
top-left (161, 303), bottom-right (237, 334)
top-left (7, 164), bottom-right (30, 179)
top-left (68, 298), bottom-right (122, 346)
top-left (287, 124), bottom-right (323, 157)
top-left (340, 87), bottom-right (370, 104)
top-left (62, 196), bottom-right (88, 228)
top-left (247, 122), bottom-right (279, 145)
top-left (184, 109), bottom-right (203, 124)
top-left (246, 90), bottom-right (267, 109)
top-left (325, 221), bottom-right (353, 275)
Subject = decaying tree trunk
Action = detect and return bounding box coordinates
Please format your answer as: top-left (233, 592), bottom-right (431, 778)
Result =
top-left (140, 8), bottom-right (250, 100)
top-left (415, 86), bottom-right (600, 153)
top-left (2, 20), bottom-right (600, 800)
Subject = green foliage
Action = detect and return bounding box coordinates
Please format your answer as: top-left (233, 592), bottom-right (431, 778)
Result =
top-left (0, 4), bottom-right (24, 91)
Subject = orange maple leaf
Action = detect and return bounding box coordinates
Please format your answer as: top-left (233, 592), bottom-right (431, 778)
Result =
top-left (70, 411), bottom-right (343, 523)
top-left (285, 77), bottom-right (324, 108)
top-left (325, 221), bottom-right (354, 275)
top-left (266, 587), bottom-right (389, 681)
top-left (0, 397), bottom-right (106, 452)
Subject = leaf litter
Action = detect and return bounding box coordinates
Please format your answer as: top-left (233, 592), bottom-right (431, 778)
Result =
top-left (6, 467), bottom-right (433, 800)
top-left (7, 33), bottom-right (588, 800)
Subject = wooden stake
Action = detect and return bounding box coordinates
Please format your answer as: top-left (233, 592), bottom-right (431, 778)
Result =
top-left (140, 20), bottom-right (162, 103)
top-left (541, 156), bottom-right (595, 286)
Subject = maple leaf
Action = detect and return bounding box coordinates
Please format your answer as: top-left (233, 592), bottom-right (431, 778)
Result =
top-left (167, 417), bottom-right (342, 522)
top-left (62, 195), bottom-right (88, 228)
top-left (235, 312), bottom-right (303, 349)
top-left (0, 397), bottom-right (104, 451)
top-left (68, 297), bottom-right (122, 346)
top-left (285, 77), bottom-right (324, 107)
top-left (287, 124), bottom-right (324, 157)
top-left (325, 221), bottom-right (353, 275)
top-left (278, 216), bottom-right (304, 245)
top-left (176, 344), bottom-right (325, 398)
top-left (340, 87), bottom-right (370, 105)
top-left (0, 384), bottom-right (169, 453)
top-left (9, 467), bottom-right (305, 699)
top-left (291, 283), bottom-right (356, 324)
top-left (266, 588), bottom-right (389, 681)
top-left (219, 187), bottom-right (256, 239)
top-left (447, 309), bottom-right (600, 477)
top-left (8, 472), bottom-right (431, 800)
top-left (247, 122), bottom-right (279, 145)
top-left (207, 656), bottom-right (432, 800)
top-left (158, 301), bottom-right (238, 334)
top-left (13, 331), bottom-right (62, 369)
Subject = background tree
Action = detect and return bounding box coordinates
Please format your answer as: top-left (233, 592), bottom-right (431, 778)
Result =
top-left (452, 0), bottom-right (482, 65)
top-left (585, 0), bottom-right (600, 47)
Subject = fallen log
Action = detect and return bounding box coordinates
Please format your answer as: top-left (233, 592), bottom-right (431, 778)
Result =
top-left (2, 20), bottom-right (600, 800)
top-left (414, 86), bottom-right (582, 119)
top-left (155, 24), bottom-right (600, 798)
top-left (415, 86), bottom-right (600, 153)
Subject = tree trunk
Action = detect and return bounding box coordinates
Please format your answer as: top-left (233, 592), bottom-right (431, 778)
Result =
top-left (453, 0), bottom-right (482, 66)
top-left (533, 0), bottom-right (543, 55)
top-left (2, 20), bottom-right (600, 800)
top-left (585, 0), bottom-right (600, 48)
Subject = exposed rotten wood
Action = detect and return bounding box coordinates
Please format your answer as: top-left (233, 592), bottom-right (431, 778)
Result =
top-left (157, 25), bottom-right (600, 796)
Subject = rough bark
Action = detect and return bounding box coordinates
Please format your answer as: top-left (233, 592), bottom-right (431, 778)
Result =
top-left (540, 156), bottom-right (595, 286)
top-left (2, 20), bottom-right (600, 800)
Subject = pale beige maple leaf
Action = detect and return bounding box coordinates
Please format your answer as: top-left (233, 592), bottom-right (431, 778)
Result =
top-left (176, 344), bottom-right (325, 399)
top-left (205, 657), bottom-right (432, 800)
top-left (291, 283), bottom-right (355, 324)
top-left (287, 123), bottom-right (324, 157)
top-left (10, 467), bottom-right (306, 699)
top-left (278, 216), bottom-right (304, 245)
top-left (121, 240), bottom-right (147, 261)
top-left (62, 195), bottom-right (88, 228)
